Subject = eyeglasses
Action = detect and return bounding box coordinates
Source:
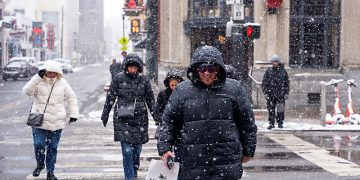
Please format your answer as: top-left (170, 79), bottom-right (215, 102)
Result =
top-left (197, 64), bottom-right (217, 73)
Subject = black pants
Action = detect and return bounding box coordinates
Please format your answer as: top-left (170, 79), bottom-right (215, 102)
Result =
top-left (266, 98), bottom-right (285, 125)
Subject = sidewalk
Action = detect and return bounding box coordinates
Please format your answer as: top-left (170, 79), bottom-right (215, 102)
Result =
top-left (255, 113), bottom-right (360, 132)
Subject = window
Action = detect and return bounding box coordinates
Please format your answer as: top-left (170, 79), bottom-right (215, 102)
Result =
top-left (289, 0), bottom-right (340, 68)
top-left (14, 9), bottom-right (25, 15)
top-left (89, 0), bottom-right (97, 9)
top-left (190, 0), bottom-right (228, 18)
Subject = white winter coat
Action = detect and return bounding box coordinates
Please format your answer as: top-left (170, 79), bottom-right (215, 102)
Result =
top-left (23, 61), bottom-right (79, 131)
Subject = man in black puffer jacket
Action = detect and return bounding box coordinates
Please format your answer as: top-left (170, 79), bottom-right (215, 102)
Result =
top-left (262, 55), bottom-right (290, 129)
top-left (157, 46), bottom-right (257, 179)
top-left (101, 53), bottom-right (155, 180)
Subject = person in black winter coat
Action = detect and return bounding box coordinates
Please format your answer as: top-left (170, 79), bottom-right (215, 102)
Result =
top-left (262, 55), bottom-right (290, 129)
top-left (109, 59), bottom-right (122, 79)
top-left (101, 53), bottom-right (155, 179)
top-left (153, 69), bottom-right (184, 168)
top-left (153, 69), bottom-right (184, 125)
top-left (157, 46), bottom-right (257, 180)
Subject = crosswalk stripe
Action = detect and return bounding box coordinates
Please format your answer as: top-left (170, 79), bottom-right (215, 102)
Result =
top-left (266, 133), bottom-right (360, 176)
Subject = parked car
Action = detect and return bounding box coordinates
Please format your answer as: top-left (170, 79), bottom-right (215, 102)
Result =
top-left (10, 57), bottom-right (37, 66)
top-left (37, 61), bottom-right (46, 70)
top-left (52, 59), bottom-right (73, 73)
top-left (2, 59), bottom-right (38, 81)
top-left (64, 59), bottom-right (74, 73)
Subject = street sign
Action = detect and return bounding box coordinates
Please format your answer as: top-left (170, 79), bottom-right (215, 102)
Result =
top-left (227, 0), bottom-right (243, 5)
top-left (233, 3), bottom-right (245, 21)
top-left (119, 37), bottom-right (129, 45)
top-left (226, 0), bottom-right (235, 5)
top-left (121, 45), bottom-right (128, 51)
top-left (235, 0), bottom-right (244, 4)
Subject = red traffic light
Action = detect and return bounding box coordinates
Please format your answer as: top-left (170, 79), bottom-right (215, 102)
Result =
top-left (246, 26), bottom-right (253, 38)
top-left (243, 23), bottom-right (261, 39)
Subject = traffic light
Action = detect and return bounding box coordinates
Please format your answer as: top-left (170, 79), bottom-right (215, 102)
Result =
top-left (242, 23), bottom-right (261, 39)
top-left (131, 19), bottom-right (140, 34)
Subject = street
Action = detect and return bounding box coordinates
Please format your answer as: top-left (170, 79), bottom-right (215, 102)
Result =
top-left (1, 64), bottom-right (360, 180)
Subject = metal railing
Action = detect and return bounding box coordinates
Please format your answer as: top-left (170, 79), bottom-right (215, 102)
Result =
top-left (248, 67), bottom-right (262, 107)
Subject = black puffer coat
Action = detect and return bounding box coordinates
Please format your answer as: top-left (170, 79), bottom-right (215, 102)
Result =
top-left (262, 64), bottom-right (290, 99)
top-left (109, 62), bottom-right (122, 79)
top-left (157, 46), bottom-right (257, 179)
top-left (101, 54), bottom-right (155, 144)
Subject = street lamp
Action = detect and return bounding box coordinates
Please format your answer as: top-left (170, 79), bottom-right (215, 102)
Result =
top-left (122, 12), bottom-right (125, 37)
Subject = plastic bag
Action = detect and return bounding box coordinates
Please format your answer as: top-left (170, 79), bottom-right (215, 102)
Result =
top-left (146, 159), bottom-right (180, 180)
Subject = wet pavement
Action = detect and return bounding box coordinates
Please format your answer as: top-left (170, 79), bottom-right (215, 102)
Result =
top-left (295, 131), bottom-right (360, 166)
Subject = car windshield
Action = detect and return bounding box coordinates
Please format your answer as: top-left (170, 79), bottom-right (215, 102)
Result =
top-left (7, 60), bottom-right (26, 66)
top-left (53, 59), bottom-right (64, 64)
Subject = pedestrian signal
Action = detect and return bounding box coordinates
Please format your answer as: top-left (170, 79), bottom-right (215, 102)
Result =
top-left (131, 19), bottom-right (140, 34)
top-left (242, 23), bottom-right (261, 39)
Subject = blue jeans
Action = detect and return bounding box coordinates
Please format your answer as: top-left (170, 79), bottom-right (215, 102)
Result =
top-left (32, 128), bottom-right (62, 173)
top-left (121, 142), bottom-right (142, 180)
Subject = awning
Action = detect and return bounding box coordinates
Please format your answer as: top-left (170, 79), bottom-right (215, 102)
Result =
top-left (134, 38), bottom-right (148, 49)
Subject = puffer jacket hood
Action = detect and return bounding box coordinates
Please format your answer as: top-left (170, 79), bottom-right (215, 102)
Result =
top-left (44, 60), bottom-right (63, 79)
top-left (163, 69), bottom-right (184, 89)
top-left (187, 46), bottom-right (227, 88)
top-left (122, 53), bottom-right (143, 73)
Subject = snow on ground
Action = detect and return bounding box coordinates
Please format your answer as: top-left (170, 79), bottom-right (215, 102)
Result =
top-left (256, 119), bottom-right (360, 131)
top-left (72, 67), bottom-right (83, 72)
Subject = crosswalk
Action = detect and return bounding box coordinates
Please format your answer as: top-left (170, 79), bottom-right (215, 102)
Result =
top-left (8, 93), bottom-right (357, 180)
top-left (26, 116), bottom-right (160, 180)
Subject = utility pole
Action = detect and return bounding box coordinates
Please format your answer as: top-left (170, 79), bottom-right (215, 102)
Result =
top-left (61, 6), bottom-right (64, 58)
top-left (122, 13), bottom-right (125, 37)
top-left (146, 0), bottom-right (159, 83)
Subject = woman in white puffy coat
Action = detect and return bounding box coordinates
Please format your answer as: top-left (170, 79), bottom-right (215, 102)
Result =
top-left (23, 60), bottom-right (79, 180)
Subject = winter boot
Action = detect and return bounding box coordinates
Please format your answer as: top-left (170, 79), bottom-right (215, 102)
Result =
top-left (278, 124), bottom-right (284, 128)
top-left (32, 164), bottom-right (44, 177)
top-left (47, 172), bottom-right (57, 180)
top-left (267, 124), bottom-right (275, 130)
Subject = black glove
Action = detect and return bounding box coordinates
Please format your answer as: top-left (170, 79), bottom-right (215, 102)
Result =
top-left (38, 69), bottom-right (47, 78)
top-left (102, 119), bottom-right (107, 127)
top-left (69, 117), bottom-right (77, 124)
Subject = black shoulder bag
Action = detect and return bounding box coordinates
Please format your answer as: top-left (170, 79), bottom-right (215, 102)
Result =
top-left (26, 82), bottom-right (56, 127)
top-left (116, 76), bottom-right (142, 119)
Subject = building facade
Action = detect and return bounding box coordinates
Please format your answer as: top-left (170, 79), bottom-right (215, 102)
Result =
top-left (78, 0), bottom-right (104, 64)
top-left (252, 0), bottom-right (360, 117)
top-left (0, 0), bottom-right (9, 69)
top-left (7, 0), bottom-right (80, 62)
top-left (150, 0), bottom-right (360, 117)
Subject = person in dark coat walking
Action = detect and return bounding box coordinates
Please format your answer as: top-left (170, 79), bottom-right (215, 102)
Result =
top-left (262, 55), bottom-right (290, 129)
top-left (157, 46), bottom-right (257, 179)
top-left (153, 69), bottom-right (184, 166)
top-left (101, 53), bottom-right (155, 180)
top-left (109, 59), bottom-right (122, 79)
